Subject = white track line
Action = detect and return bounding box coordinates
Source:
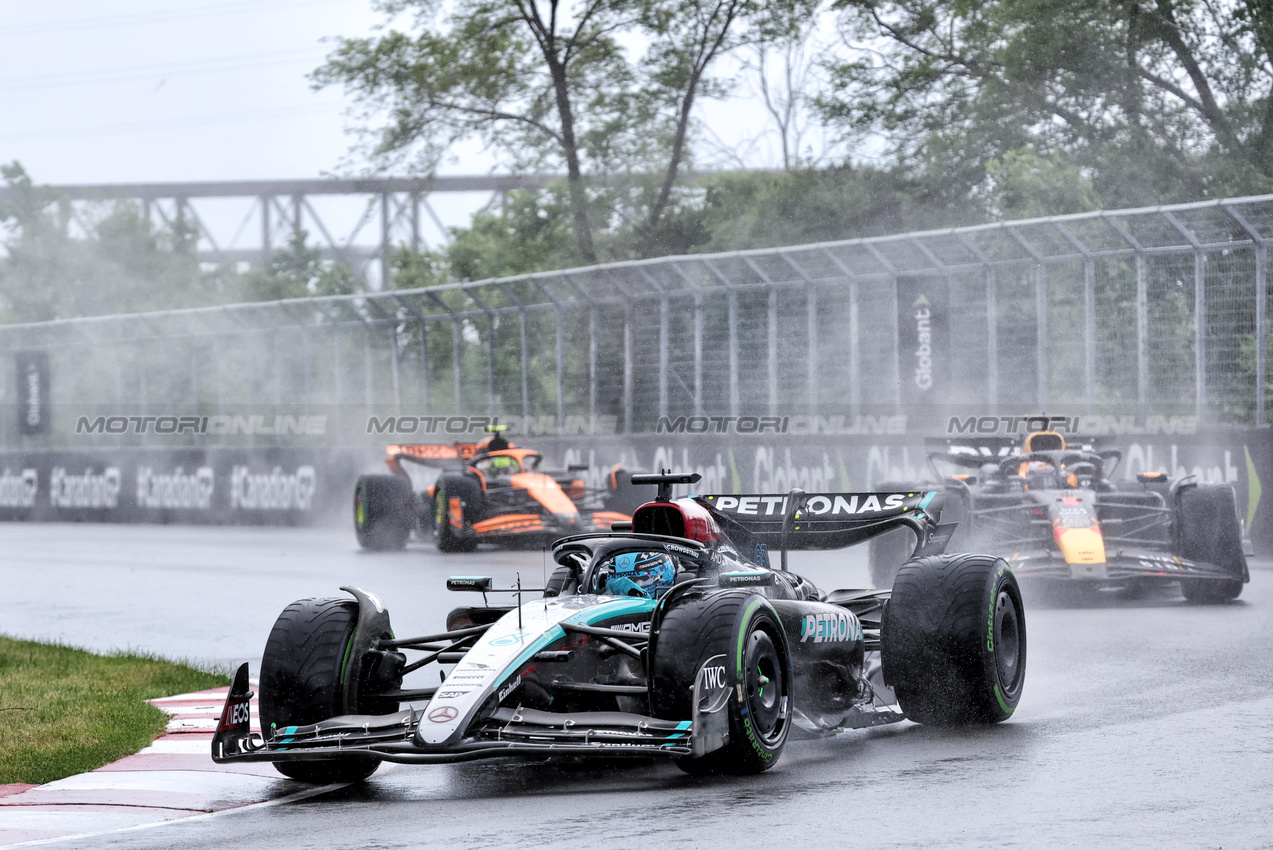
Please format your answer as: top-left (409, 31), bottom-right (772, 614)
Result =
top-left (4, 781), bottom-right (347, 848)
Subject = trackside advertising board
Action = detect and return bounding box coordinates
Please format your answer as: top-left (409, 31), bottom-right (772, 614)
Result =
top-left (1, 431), bottom-right (1270, 553)
top-left (0, 447), bottom-right (366, 525)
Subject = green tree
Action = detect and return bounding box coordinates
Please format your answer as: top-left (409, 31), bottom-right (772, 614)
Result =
top-left (0, 162), bottom-right (208, 322)
top-left (313, 0), bottom-right (817, 263)
top-left (232, 228), bottom-right (360, 302)
top-left (819, 0), bottom-right (1273, 207)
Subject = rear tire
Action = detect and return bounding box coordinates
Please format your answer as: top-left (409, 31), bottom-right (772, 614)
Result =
top-left (650, 591), bottom-right (791, 775)
top-left (882, 553), bottom-right (1026, 725)
top-left (433, 476), bottom-right (481, 553)
top-left (1176, 485), bottom-right (1247, 603)
top-left (353, 475), bottom-right (413, 551)
top-left (259, 598), bottom-right (382, 784)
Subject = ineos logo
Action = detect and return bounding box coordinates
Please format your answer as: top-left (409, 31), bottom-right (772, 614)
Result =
top-left (428, 706), bottom-right (459, 722)
top-left (230, 702), bottom-right (250, 724)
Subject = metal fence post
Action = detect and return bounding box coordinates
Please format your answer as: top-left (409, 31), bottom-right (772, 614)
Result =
top-left (806, 284), bottom-right (817, 414)
top-left (1195, 250), bottom-right (1207, 419)
top-left (589, 306), bottom-right (598, 426)
top-left (693, 296), bottom-right (703, 417)
top-left (391, 324), bottom-right (402, 411)
top-left (519, 314), bottom-right (529, 421)
top-left (986, 268), bottom-right (998, 407)
top-left (659, 296), bottom-right (669, 421)
top-left (556, 306), bottom-right (565, 428)
top-left (849, 277), bottom-right (860, 416)
top-left (363, 325), bottom-right (374, 409)
top-left (1036, 264), bottom-right (1048, 407)
top-left (1136, 253), bottom-right (1148, 417)
top-left (451, 319), bottom-right (463, 413)
top-left (767, 288), bottom-right (778, 415)
top-left (486, 316), bottom-right (496, 417)
top-left (890, 277), bottom-right (901, 409)
top-left (728, 290), bottom-right (740, 417)
top-left (623, 304), bottom-right (633, 434)
top-left (419, 319), bottom-right (432, 410)
top-left (1084, 258), bottom-right (1096, 414)
top-left (1258, 244), bottom-right (1267, 426)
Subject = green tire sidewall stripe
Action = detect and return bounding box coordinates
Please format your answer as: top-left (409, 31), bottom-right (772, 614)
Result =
top-left (339, 628), bottom-right (356, 710)
top-left (735, 596), bottom-right (779, 761)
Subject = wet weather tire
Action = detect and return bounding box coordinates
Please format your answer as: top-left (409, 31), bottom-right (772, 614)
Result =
top-left (1176, 485), bottom-right (1247, 603)
top-left (353, 475), bottom-right (413, 551)
top-left (433, 476), bottom-right (481, 553)
top-left (259, 598), bottom-right (381, 784)
top-left (650, 591), bottom-right (791, 775)
top-left (882, 553), bottom-right (1026, 725)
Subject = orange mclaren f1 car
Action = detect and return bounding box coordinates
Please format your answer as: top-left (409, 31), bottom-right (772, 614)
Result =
top-left (353, 434), bottom-right (645, 552)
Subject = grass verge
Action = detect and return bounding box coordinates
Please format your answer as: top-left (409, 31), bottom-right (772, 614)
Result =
top-left (0, 636), bottom-right (229, 785)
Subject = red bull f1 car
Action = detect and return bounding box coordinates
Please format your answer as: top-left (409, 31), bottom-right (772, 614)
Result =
top-left (870, 431), bottom-right (1250, 603)
top-left (354, 432), bottom-right (644, 552)
top-left (214, 473), bottom-right (1027, 781)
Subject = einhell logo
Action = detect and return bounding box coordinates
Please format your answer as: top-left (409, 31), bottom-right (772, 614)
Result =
top-left (913, 294), bottom-right (934, 392)
top-left (136, 466), bottom-right (215, 510)
top-left (50, 466), bottom-right (121, 509)
top-left (230, 465), bottom-right (317, 511)
top-left (0, 468), bottom-right (38, 509)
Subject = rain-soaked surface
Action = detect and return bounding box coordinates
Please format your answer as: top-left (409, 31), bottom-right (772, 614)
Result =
top-left (4, 523), bottom-right (1272, 848)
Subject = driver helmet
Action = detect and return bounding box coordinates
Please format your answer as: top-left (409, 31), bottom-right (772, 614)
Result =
top-left (602, 551), bottom-right (677, 599)
top-left (487, 454), bottom-right (518, 476)
top-left (1019, 460), bottom-right (1056, 490)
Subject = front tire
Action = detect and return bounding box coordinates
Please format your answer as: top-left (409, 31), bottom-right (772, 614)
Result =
top-left (433, 476), bottom-right (481, 553)
top-left (882, 553), bottom-right (1026, 725)
top-left (1176, 485), bottom-right (1247, 603)
top-left (650, 591), bottom-right (791, 775)
top-left (259, 598), bottom-right (383, 783)
top-left (353, 474), bottom-right (413, 551)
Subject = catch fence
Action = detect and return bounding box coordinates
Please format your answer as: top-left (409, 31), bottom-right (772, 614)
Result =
top-left (1, 193), bottom-right (1269, 447)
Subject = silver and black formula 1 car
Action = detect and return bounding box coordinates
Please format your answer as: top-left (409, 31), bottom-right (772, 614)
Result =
top-left (214, 473), bottom-right (1026, 781)
top-left (869, 431), bottom-right (1250, 603)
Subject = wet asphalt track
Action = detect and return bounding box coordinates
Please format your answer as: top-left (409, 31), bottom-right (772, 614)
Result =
top-left (4, 523), bottom-right (1273, 849)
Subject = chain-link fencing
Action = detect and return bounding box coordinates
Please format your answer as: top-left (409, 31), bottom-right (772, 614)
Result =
top-left (1, 194), bottom-right (1269, 448)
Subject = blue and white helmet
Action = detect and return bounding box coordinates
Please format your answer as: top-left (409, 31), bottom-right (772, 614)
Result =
top-left (603, 551), bottom-right (677, 599)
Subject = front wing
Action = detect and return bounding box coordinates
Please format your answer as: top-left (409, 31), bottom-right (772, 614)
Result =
top-left (1004, 548), bottom-right (1240, 583)
top-left (211, 664), bottom-right (694, 766)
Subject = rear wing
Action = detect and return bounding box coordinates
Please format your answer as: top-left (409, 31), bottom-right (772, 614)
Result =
top-left (925, 436), bottom-right (1021, 470)
top-left (695, 490), bottom-right (951, 561)
top-left (381, 442), bottom-right (486, 475)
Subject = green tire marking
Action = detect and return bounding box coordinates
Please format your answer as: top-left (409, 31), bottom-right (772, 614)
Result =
top-left (994, 684), bottom-right (1011, 714)
top-left (339, 629), bottom-right (356, 697)
top-left (735, 598), bottom-right (767, 677)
